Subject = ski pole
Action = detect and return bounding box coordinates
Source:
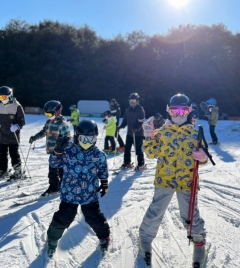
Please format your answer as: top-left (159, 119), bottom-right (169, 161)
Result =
top-left (113, 131), bottom-right (119, 168)
top-left (187, 125), bottom-right (203, 245)
top-left (17, 143), bottom-right (32, 189)
top-left (13, 132), bottom-right (32, 179)
top-left (133, 132), bottom-right (137, 167)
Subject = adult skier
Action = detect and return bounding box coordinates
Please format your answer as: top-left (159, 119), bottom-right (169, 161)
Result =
top-left (46, 120), bottom-right (110, 258)
top-left (109, 99), bottom-right (125, 151)
top-left (0, 86), bottom-right (25, 180)
top-left (206, 104), bottom-right (219, 144)
top-left (67, 104), bottom-right (80, 134)
top-left (139, 94), bottom-right (208, 267)
top-left (28, 100), bottom-right (71, 196)
top-left (118, 93), bottom-right (145, 170)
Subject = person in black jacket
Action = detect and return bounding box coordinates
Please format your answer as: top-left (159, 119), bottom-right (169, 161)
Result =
top-left (118, 93), bottom-right (145, 170)
top-left (109, 99), bottom-right (125, 151)
top-left (0, 86), bottom-right (25, 180)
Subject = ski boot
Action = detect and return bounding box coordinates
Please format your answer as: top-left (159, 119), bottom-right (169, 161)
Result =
top-left (47, 239), bottom-right (58, 258)
top-left (41, 187), bottom-right (59, 197)
top-left (99, 237), bottom-right (110, 255)
top-left (7, 170), bottom-right (22, 182)
top-left (116, 146), bottom-right (125, 152)
top-left (134, 164), bottom-right (147, 171)
top-left (192, 235), bottom-right (206, 268)
top-left (142, 251), bottom-right (152, 267)
top-left (121, 163), bottom-right (134, 169)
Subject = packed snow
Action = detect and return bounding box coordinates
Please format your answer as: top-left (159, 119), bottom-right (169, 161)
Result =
top-left (0, 114), bottom-right (240, 268)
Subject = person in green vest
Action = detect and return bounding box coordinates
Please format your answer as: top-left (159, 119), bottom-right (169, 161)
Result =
top-left (67, 105), bottom-right (80, 134)
top-left (103, 110), bottom-right (117, 154)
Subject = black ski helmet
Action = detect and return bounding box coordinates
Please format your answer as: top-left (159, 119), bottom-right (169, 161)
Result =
top-left (104, 110), bottom-right (111, 116)
top-left (110, 99), bottom-right (116, 104)
top-left (129, 93), bottom-right (140, 100)
top-left (169, 94), bottom-right (190, 107)
top-left (76, 120), bottom-right (98, 136)
top-left (0, 86), bottom-right (12, 96)
top-left (43, 100), bottom-right (62, 115)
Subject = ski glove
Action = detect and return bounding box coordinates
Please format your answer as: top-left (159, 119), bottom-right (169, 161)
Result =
top-left (10, 124), bottom-right (20, 132)
top-left (142, 117), bottom-right (154, 138)
top-left (67, 118), bottom-right (74, 122)
top-left (192, 148), bottom-right (208, 162)
top-left (132, 128), bottom-right (138, 133)
top-left (97, 179), bottom-right (108, 197)
top-left (54, 136), bottom-right (71, 154)
top-left (29, 135), bottom-right (37, 144)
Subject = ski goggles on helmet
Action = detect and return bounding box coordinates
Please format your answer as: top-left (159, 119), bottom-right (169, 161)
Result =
top-left (78, 135), bottom-right (97, 150)
top-left (167, 105), bottom-right (192, 117)
top-left (45, 112), bottom-right (54, 118)
top-left (0, 95), bottom-right (8, 101)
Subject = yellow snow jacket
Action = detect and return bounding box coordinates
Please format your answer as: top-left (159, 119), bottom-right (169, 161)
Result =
top-left (143, 123), bottom-right (206, 191)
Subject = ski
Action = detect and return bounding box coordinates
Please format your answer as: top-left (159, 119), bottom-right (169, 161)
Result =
top-left (202, 243), bottom-right (211, 268)
top-left (13, 192), bottom-right (59, 205)
top-left (44, 244), bottom-right (58, 268)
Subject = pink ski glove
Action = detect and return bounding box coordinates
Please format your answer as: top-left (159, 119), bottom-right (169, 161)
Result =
top-left (142, 117), bottom-right (154, 138)
top-left (192, 148), bottom-right (207, 162)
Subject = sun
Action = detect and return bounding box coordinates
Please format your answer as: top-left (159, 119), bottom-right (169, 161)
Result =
top-left (169, 0), bottom-right (189, 7)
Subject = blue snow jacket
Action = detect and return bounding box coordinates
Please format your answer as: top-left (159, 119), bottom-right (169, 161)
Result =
top-left (49, 143), bottom-right (109, 205)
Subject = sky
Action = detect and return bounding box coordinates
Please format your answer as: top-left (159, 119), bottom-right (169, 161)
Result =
top-left (0, 115), bottom-right (240, 267)
top-left (0, 0), bottom-right (239, 38)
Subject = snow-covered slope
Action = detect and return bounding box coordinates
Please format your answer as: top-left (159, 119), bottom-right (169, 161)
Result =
top-left (0, 115), bottom-right (240, 268)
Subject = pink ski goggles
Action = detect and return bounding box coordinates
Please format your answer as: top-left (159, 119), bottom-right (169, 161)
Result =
top-left (167, 105), bottom-right (192, 117)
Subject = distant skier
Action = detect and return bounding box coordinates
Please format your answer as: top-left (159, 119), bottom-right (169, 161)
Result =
top-left (118, 93), bottom-right (145, 170)
top-left (46, 120), bottom-right (110, 258)
top-left (206, 104), bottom-right (219, 144)
top-left (67, 104), bottom-right (80, 134)
top-left (0, 86), bottom-right (25, 180)
top-left (109, 99), bottom-right (125, 151)
top-left (28, 100), bottom-right (71, 196)
top-left (103, 110), bottom-right (117, 153)
top-left (139, 94), bottom-right (208, 267)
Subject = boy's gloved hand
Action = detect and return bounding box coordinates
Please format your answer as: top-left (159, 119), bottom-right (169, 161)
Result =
top-left (142, 117), bottom-right (154, 138)
top-left (192, 148), bottom-right (208, 162)
top-left (29, 135), bottom-right (36, 144)
top-left (54, 136), bottom-right (71, 154)
top-left (97, 179), bottom-right (108, 197)
top-left (10, 124), bottom-right (20, 132)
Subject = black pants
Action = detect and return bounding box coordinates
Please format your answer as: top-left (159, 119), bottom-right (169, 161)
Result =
top-left (209, 125), bottom-right (218, 143)
top-left (124, 134), bottom-right (144, 166)
top-left (0, 144), bottom-right (21, 172)
top-left (115, 129), bottom-right (124, 147)
top-left (73, 125), bottom-right (77, 135)
top-left (48, 165), bottom-right (64, 192)
top-left (104, 136), bottom-right (116, 151)
top-left (47, 201), bottom-right (110, 241)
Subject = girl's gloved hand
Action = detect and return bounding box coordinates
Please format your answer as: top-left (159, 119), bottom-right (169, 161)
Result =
top-left (142, 117), bottom-right (154, 138)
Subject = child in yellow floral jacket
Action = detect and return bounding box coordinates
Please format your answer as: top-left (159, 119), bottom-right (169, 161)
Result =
top-left (139, 94), bottom-right (208, 268)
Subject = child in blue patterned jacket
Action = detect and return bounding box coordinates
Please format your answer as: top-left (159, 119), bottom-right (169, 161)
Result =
top-left (46, 119), bottom-right (110, 258)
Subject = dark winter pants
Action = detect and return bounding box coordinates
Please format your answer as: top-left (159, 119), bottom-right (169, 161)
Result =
top-left (115, 129), bottom-right (124, 147)
top-left (209, 125), bottom-right (218, 143)
top-left (124, 134), bottom-right (144, 166)
top-left (48, 165), bottom-right (64, 192)
top-left (47, 201), bottom-right (110, 241)
top-left (104, 136), bottom-right (116, 151)
top-left (0, 144), bottom-right (21, 172)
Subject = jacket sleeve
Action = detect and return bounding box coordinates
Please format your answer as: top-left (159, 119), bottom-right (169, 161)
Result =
top-left (97, 152), bottom-right (109, 179)
top-left (136, 107), bottom-right (145, 131)
top-left (143, 130), bottom-right (161, 159)
top-left (59, 123), bottom-right (71, 138)
top-left (34, 122), bottom-right (48, 140)
top-left (16, 105), bottom-right (25, 129)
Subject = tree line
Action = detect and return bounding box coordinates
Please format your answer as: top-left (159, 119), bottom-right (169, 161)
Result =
top-left (0, 19), bottom-right (240, 117)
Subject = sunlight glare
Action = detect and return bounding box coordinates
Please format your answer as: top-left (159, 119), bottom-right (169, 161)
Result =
top-left (169, 0), bottom-right (189, 7)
